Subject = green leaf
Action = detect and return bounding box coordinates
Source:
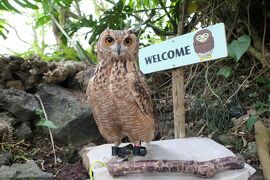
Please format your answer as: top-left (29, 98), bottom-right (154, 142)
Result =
top-left (74, 41), bottom-right (93, 63)
top-left (228, 34), bottom-right (251, 61)
top-left (246, 115), bottom-right (258, 131)
top-left (263, 84), bottom-right (270, 89)
top-left (217, 67), bottom-right (232, 79)
top-left (61, 0), bottom-right (73, 7)
top-left (41, 1), bottom-right (50, 14)
top-left (0, 3), bottom-right (8, 10)
top-left (35, 109), bottom-right (44, 116)
top-left (256, 76), bottom-right (270, 84)
top-left (256, 76), bottom-right (270, 89)
top-left (14, 0), bottom-right (39, 10)
top-left (1, 1), bottom-right (20, 13)
top-left (0, 23), bottom-right (8, 39)
top-left (36, 119), bottom-right (57, 129)
top-left (0, 31), bottom-right (7, 39)
top-left (36, 15), bottom-right (50, 27)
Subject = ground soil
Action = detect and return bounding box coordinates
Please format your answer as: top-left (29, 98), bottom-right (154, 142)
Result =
top-left (2, 127), bottom-right (264, 179)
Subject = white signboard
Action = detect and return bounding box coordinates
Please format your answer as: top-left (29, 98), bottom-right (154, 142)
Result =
top-left (139, 23), bottom-right (227, 74)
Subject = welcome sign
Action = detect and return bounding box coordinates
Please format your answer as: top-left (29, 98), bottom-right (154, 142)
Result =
top-left (139, 23), bottom-right (227, 74)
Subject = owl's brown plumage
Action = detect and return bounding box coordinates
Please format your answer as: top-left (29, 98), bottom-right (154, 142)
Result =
top-left (86, 29), bottom-right (155, 146)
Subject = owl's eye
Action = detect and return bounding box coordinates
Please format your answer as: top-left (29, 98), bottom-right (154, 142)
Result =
top-left (196, 35), bottom-right (202, 41)
top-left (124, 37), bottom-right (132, 46)
top-left (105, 36), bottom-right (114, 45)
top-left (203, 33), bottom-right (209, 39)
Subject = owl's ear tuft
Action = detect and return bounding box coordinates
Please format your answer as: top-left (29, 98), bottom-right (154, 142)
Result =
top-left (98, 28), bottom-right (111, 41)
top-left (127, 29), bottom-right (139, 37)
top-left (126, 29), bottom-right (135, 34)
top-left (105, 28), bottom-right (111, 33)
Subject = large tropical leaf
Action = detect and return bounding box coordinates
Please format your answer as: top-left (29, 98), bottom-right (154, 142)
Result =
top-left (0, 1), bottom-right (20, 13)
top-left (228, 34), bottom-right (251, 61)
top-left (0, 0), bottom-right (39, 12)
top-left (0, 19), bottom-right (9, 39)
top-left (14, 0), bottom-right (39, 10)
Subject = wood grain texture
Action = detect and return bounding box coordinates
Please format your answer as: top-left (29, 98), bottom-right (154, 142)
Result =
top-left (172, 68), bottom-right (185, 138)
top-left (172, 0), bottom-right (189, 138)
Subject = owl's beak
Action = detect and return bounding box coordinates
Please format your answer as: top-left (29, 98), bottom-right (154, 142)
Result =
top-left (117, 44), bottom-right (121, 56)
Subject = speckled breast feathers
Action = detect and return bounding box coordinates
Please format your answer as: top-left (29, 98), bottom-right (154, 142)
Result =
top-left (86, 29), bottom-right (155, 145)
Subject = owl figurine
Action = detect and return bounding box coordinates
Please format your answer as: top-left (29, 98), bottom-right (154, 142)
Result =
top-left (86, 29), bottom-right (155, 157)
top-left (193, 29), bottom-right (214, 61)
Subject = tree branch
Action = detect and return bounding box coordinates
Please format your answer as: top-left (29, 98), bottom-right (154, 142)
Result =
top-left (248, 46), bottom-right (269, 68)
top-left (108, 157), bottom-right (244, 178)
top-left (158, 0), bottom-right (177, 28)
top-left (131, 14), bottom-right (176, 36)
top-left (74, 0), bottom-right (82, 17)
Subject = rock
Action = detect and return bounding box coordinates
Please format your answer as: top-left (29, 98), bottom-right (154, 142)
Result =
top-left (243, 141), bottom-right (257, 157)
top-left (0, 56), bottom-right (24, 82)
top-left (37, 83), bottom-right (100, 145)
top-left (44, 61), bottom-right (85, 84)
top-left (0, 151), bottom-right (12, 166)
top-left (0, 88), bottom-right (40, 122)
top-left (215, 134), bottom-right (241, 147)
top-left (15, 122), bottom-right (32, 139)
top-left (0, 56), bottom-right (49, 90)
top-left (228, 105), bottom-right (244, 118)
top-left (0, 160), bottom-right (53, 179)
top-left (0, 111), bottom-right (19, 126)
top-left (69, 66), bottom-right (95, 92)
top-left (0, 117), bottom-right (13, 142)
top-left (6, 80), bottom-right (25, 91)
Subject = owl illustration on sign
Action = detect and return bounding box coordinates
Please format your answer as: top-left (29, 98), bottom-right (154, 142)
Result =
top-left (193, 29), bottom-right (214, 61)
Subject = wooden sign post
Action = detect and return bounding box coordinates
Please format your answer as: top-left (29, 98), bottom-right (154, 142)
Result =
top-left (172, 67), bottom-right (185, 138)
top-left (139, 23), bottom-right (228, 138)
top-left (172, 0), bottom-right (187, 138)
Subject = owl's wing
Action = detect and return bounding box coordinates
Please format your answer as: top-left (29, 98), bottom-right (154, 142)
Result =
top-left (128, 71), bottom-right (153, 117)
top-left (86, 78), bottom-right (92, 97)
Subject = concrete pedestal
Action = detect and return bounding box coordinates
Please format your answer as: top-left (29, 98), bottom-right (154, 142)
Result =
top-left (85, 138), bottom-right (255, 180)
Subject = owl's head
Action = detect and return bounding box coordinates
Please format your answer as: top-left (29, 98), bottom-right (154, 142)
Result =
top-left (97, 29), bottom-right (139, 60)
top-left (193, 29), bottom-right (213, 44)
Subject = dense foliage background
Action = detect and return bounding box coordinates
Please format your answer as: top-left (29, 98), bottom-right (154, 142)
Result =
top-left (1, 0), bottom-right (270, 151)
top-left (0, 0), bottom-right (269, 178)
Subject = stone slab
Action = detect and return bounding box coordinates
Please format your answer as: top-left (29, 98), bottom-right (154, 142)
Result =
top-left (86, 138), bottom-right (255, 180)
